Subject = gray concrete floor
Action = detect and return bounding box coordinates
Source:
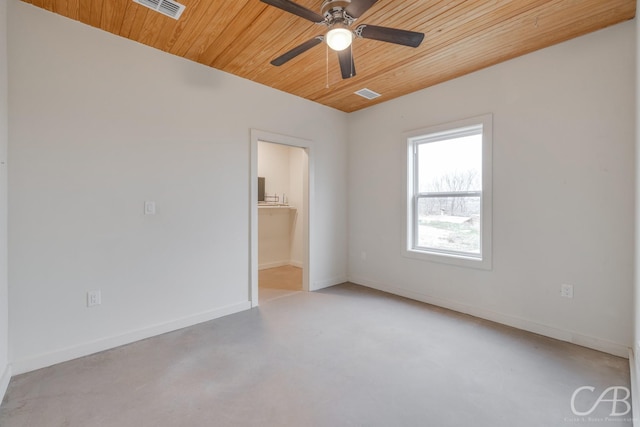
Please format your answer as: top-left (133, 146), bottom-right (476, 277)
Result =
top-left (0, 283), bottom-right (633, 426)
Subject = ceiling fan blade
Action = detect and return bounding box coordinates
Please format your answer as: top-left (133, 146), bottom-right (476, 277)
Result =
top-left (260, 0), bottom-right (324, 23)
top-left (345, 0), bottom-right (378, 19)
top-left (271, 36), bottom-right (324, 66)
top-left (355, 24), bottom-right (424, 48)
top-left (337, 49), bottom-right (356, 79)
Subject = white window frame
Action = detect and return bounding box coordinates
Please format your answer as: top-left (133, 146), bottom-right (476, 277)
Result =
top-left (403, 114), bottom-right (493, 270)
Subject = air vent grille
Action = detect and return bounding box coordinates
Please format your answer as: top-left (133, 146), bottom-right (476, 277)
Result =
top-left (137, 0), bottom-right (160, 8)
top-left (354, 88), bottom-right (381, 100)
top-left (133, 0), bottom-right (185, 19)
top-left (159, 0), bottom-right (182, 17)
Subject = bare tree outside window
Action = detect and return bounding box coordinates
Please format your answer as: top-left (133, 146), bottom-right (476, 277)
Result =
top-left (423, 169), bottom-right (479, 217)
top-left (414, 132), bottom-right (482, 254)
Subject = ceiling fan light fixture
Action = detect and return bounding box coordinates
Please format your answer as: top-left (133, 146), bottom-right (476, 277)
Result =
top-left (262, 0), bottom-right (425, 81)
top-left (326, 26), bottom-right (353, 51)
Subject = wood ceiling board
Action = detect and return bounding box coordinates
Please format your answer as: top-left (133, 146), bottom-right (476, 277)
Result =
top-left (66, 0), bottom-right (80, 20)
top-left (101, 0), bottom-right (129, 34)
top-left (75, 0), bottom-right (91, 25)
top-left (170, 2), bottom-right (232, 59)
top-left (137, 8), bottom-right (169, 46)
top-left (126, 6), bottom-right (153, 40)
top-left (39, 0), bottom-right (55, 12)
top-left (195, 2), bottom-right (273, 66)
top-left (345, 0), bottom-right (634, 108)
top-left (289, 0), bottom-right (554, 102)
top-left (117, 1), bottom-right (144, 37)
top-left (209, 7), bottom-right (318, 69)
top-left (351, 5), bottom-right (538, 82)
top-left (152, 0), bottom-right (202, 51)
top-left (313, 0), bottom-right (636, 111)
top-left (138, 0), bottom-right (193, 49)
top-left (228, 27), bottom-right (321, 79)
top-left (151, 13), bottom-right (185, 51)
top-left (54, 0), bottom-right (71, 17)
top-left (245, 18), bottom-right (336, 82)
top-left (88, 0), bottom-right (105, 28)
top-left (21, 0), bottom-right (636, 112)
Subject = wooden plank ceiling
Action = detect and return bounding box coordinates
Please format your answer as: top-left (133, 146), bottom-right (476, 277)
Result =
top-left (22, 0), bottom-right (636, 112)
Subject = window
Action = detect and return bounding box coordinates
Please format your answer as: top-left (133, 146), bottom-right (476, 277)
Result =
top-left (404, 114), bottom-right (492, 269)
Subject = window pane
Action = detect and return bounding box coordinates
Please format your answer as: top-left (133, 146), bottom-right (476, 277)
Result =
top-left (416, 196), bottom-right (480, 254)
top-left (417, 134), bottom-right (482, 193)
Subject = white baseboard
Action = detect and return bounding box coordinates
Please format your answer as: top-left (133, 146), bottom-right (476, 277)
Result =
top-left (258, 260), bottom-right (290, 270)
top-left (349, 276), bottom-right (629, 358)
top-left (12, 301), bottom-right (251, 375)
top-left (312, 275), bottom-right (348, 291)
top-left (0, 363), bottom-right (11, 404)
top-left (259, 260), bottom-right (304, 270)
top-left (629, 349), bottom-right (639, 427)
top-left (289, 260), bottom-right (303, 269)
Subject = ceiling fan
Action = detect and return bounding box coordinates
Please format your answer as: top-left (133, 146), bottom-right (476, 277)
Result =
top-left (261, 0), bottom-right (425, 79)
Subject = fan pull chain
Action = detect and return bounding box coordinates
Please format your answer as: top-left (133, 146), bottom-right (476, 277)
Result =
top-left (325, 41), bottom-right (329, 89)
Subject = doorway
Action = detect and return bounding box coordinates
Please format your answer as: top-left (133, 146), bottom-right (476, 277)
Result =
top-left (250, 130), bottom-right (312, 307)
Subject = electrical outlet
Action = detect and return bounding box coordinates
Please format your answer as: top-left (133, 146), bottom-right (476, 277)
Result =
top-left (87, 290), bottom-right (102, 307)
top-left (560, 284), bottom-right (573, 299)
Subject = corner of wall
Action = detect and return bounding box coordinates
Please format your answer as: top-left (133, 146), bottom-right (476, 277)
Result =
top-left (0, 0), bottom-right (10, 403)
top-left (633, 3), bottom-right (640, 423)
top-left (629, 348), bottom-right (640, 427)
top-left (0, 364), bottom-right (11, 404)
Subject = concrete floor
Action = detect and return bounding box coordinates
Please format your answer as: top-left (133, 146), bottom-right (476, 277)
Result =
top-left (0, 283), bottom-right (632, 426)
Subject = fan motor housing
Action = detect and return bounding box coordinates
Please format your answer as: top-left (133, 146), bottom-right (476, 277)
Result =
top-left (321, 0), bottom-right (353, 24)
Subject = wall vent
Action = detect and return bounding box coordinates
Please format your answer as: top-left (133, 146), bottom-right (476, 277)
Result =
top-left (354, 88), bottom-right (381, 100)
top-left (134, 0), bottom-right (185, 19)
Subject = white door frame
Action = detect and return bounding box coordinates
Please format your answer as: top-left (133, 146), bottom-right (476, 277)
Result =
top-left (250, 129), bottom-right (313, 307)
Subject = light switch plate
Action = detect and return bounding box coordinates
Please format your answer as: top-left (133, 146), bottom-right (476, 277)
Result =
top-left (144, 201), bottom-right (156, 215)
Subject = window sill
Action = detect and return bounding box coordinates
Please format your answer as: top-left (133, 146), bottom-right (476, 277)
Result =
top-left (402, 248), bottom-right (492, 270)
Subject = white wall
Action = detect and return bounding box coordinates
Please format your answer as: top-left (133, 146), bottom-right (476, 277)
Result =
top-left (634, 0), bottom-right (640, 394)
top-left (258, 208), bottom-right (293, 268)
top-left (8, 0), bottom-right (348, 373)
top-left (0, 0), bottom-right (10, 400)
top-left (258, 141), bottom-right (290, 202)
top-left (348, 21), bottom-right (635, 357)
